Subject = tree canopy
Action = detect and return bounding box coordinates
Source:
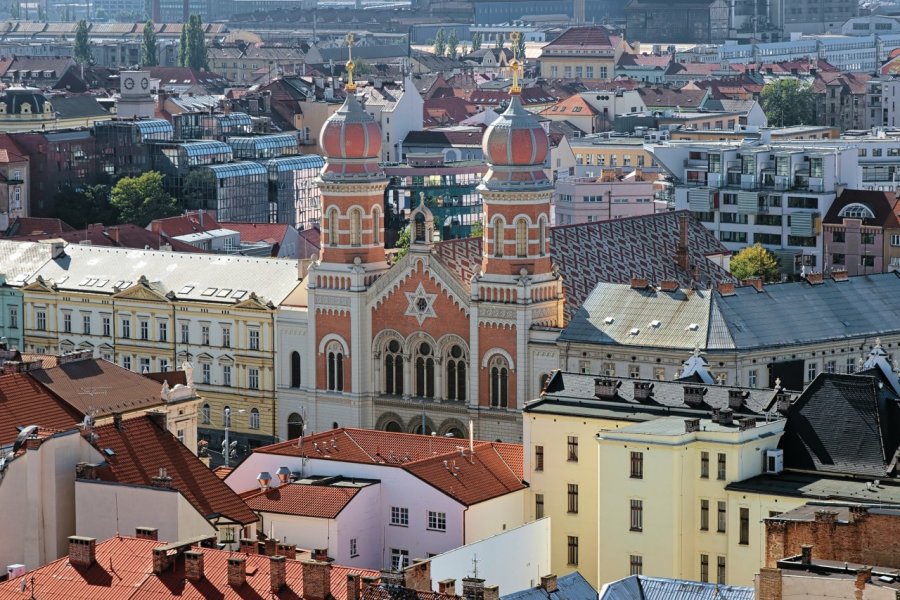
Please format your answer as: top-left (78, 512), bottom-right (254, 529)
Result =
top-left (178, 14), bottom-right (208, 70)
top-left (471, 32), bottom-right (482, 52)
top-left (433, 28), bottom-right (446, 57)
top-left (74, 20), bottom-right (92, 65)
top-left (53, 185), bottom-right (117, 229)
top-left (141, 21), bottom-right (158, 67)
top-left (760, 79), bottom-right (816, 127)
top-left (729, 243), bottom-right (781, 282)
top-left (110, 172), bottom-right (179, 227)
top-left (447, 30), bottom-right (459, 60)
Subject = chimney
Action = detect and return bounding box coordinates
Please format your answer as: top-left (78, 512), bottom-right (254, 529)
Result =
top-left (75, 462), bottom-right (98, 480)
top-left (800, 544), bottom-right (812, 565)
top-left (277, 543), bottom-right (297, 560)
top-left (264, 538), bottom-right (278, 557)
top-left (380, 570), bottom-right (405, 587)
top-left (239, 539), bottom-right (258, 554)
top-left (683, 385), bottom-right (707, 407)
top-left (347, 573), bottom-right (362, 600)
top-left (594, 378), bottom-right (620, 399)
top-left (633, 381), bottom-right (654, 401)
top-left (135, 527), bottom-right (159, 541)
top-left (68, 536), bottom-right (96, 568)
top-left (831, 269), bottom-right (848, 282)
top-left (776, 391), bottom-right (792, 415)
top-left (540, 575), bottom-right (558, 593)
top-left (738, 417), bottom-right (757, 430)
top-left (738, 276), bottom-right (762, 292)
top-left (659, 279), bottom-right (679, 292)
top-left (109, 226), bottom-right (120, 244)
top-left (312, 548), bottom-right (329, 562)
top-left (151, 467), bottom-right (173, 489)
top-left (676, 213), bottom-right (690, 272)
top-left (484, 585), bottom-right (500, 600)
top-left (717, 282), bottom-right (736, 297)
top-left (113, 412), bottom-right (123, 430)
top-left (438, 579), bottom-right (457, 595)
top-left (684, 418), bottom-right (700, 433)
top-left (855, 567), bottom-right (872, 592)
top-left (718, 407), bottom-right (734, 426)
top-left (462, 577), bottom-right (485, 600)
top-left (185, 550), bottom-right (205, 582)
top-left (48, 240), bottom-right (65, 259)
top-left (153, 548), bottom-right (174, 574)
top-left (403, 559), bottom-right (431, 592)
top-left (270, 556), bottom-right (287, 593)
top-left (228, 556), bottom-right (247, 587)
top-left (728, 389), bottom-right (746, 410)
top-left (805, 271), bottom-right (824, 285)
top-left (302, 560), bottom-right (332, 600)
top-left (630, 277), bottom-right (649, 290)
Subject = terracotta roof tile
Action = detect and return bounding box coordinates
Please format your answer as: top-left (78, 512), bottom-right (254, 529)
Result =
top-left (0, 536), bottom-right (378, 600)
top-left (149, 210), bottom-right (222, 238)
top-left (0, 372), bottom-right (83, 447)
top-left (540, 94), bottom-right (599, 116)
top-left (3, 216), bottom-right (75, 237)
top-left (8, 223), bottom-right (202, 253)
top-left (92, 416), bottom-right (258, 525)
top-left (217, 222), bottom-right (290, 244)
top-left (242, 483), bottom-right (362, 518)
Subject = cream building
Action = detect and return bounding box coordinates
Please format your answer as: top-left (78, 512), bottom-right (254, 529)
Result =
top-left (0, 241), bottom-right (303, 461)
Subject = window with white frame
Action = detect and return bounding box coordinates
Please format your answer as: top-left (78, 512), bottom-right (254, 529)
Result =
top-left (121, 317), bottom-right (131, 338)
top-left (390, 506), bottom-right (409, 526)
top-left (202, 363), bottom-right (211, 384)
top-left (122, 356), bottom-right (132, 370)
top-left (201, 325), bottom-right (210, 346)
top-left (249, 368), bottom-right (259, 390)
top-left (350, 538), bottom-right (358, 557)
top-left (249, 408), bottom-right (260, 429)
top-left (180, 322), bottom-right (189, 344)
top-left (249, 328), bottom-right (260, 350)
top-left (158, 320), bottom-right (167, 342)
top-left (8, 306), bottom-right (17, 329)
top-left (82, 314), bottom-right (91, 335)
top-left (62, 312), bottom-right (72, 333)
top-left (139, 319), bottom-right (149, 340)
top-left (427, 511), bottom-right (446, 531)
top-left (201, 403), bottom-right (210, 424)
top-left (806, 361), bottom-right (817, 382)
top-left (390, 548), bottom-right (409, 570)
top-left (748, 369), bottom-right (758, 388)
top-left (223, 365), bottom-right (232, 387)
top-left (102, 315), bottom-right (110, 336)
top-left (222, 326), bottom-right (231, 347)
top-left (139, 357), bottom-right (150, 373)
top-left (159, 358), bottom-right (169, 372)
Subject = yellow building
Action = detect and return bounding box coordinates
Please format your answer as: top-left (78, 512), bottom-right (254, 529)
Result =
top-left (524, 368), bottom-right (789, 590)
top-left (539, 26), bottom-right (631, 81)
top-left (569, 137), bottom-right (657, 172)
top-left (8, 241), bottom-right (302, 461)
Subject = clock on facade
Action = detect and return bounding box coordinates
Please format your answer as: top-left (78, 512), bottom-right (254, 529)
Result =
top-left (123, 77), bottom-right (135, 90)
top-left (140, 77), bottom-right (149, 90)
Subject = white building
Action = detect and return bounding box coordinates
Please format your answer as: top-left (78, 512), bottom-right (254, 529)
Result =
top-left (359, 76), bottom-right (424, 163)
top-left (226, 428), bottom-right (527, 571)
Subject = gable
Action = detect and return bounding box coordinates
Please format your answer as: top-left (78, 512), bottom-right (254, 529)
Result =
top-left (112, 281), bottom-right (170, 303)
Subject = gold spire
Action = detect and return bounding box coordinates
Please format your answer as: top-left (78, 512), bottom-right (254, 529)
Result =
top-left (509, 31), bottom-right (522, 95)
top-left (345, 32), bottom-right (357, 92)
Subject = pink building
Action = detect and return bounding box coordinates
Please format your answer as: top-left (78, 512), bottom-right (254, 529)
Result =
top-left (822, 189), bottom-right (900, 276)
top-left (553, 170), bottom-right (665, 225)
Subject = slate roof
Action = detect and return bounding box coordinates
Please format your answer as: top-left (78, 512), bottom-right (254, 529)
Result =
top-left (0, 239), bottom-right (53, 284)
top-left (0, 535), bottom-right (378, 600)
top-left (636, 87), bottom-right (707, 109)
top-left (242, 482), bottom-right (364, 518)
top-left (91, 416), bottom-right (258, 526)
top-left (29, 358), bottom-right (168, 416)
top-left (504, 572), bottom-right (597, 600)
top-left (778, 372), bottom-right (900, 478)
top-left (726, 471), bottom-right (900, 504)
top-left (255, 428), bottom-right (525, 507)
top-left (0, 372), bottom-right (83, 447)
top-left (560, 272), bottom-right (900, 351)
top-left (543, 26), bottom-right (615, 50)
top-left (52, 95), bottom-right (109, 119)
top-left (598, 575), bottom-right (753, 600)
top-left (434, 211), bottom-right (734, 323)
top-left (531, 370), bottom-right (776, 419)
top-left (3, 216), bottom-right (74, 237)
top-left (823, 189), bottom-right (900, 227)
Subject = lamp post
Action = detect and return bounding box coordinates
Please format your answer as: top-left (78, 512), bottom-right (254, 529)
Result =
top-left (222, 407), bottom-right (242, 467)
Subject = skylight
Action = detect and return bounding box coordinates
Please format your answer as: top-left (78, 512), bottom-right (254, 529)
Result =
top-left (179, 285), bottom-right (194, 294)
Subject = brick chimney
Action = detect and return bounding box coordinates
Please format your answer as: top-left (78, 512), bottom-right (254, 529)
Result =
top-left (659, 279), bottom-right (680, 292)
top-left (676, 213), bottom-right (690, 272)
top-left (312, 548), bottom-right (329, 562)
top-left (484, 585), bottom-right (500, 600)
top-left (264, 538), bottom-right (278, 557)
top-left (683, 385), bottom-right (707, 407)
top-left (151, 467), bottom-right (173, 489)
top-left (739, 417), bottom-right (757, 430)
top-left (633, 381), bottom-right (654, 401)
top-left (302, 560), bottom-right (332, 600)
top-left (152, 548), bottom-right (174, 574)
top-left (228, 556), bottom-right (247, 587)
top-left (757, 567), bottom-right (783, 600)
top-left (776, 390), bottom-right (792, 415)
top-left (347, 573), bottom-right (362, 600)
top-left (270, 556), bottom-right (287, 593)
top-left (112, 412), bottom-right (123, 430)
top-left (855, 567), bottom-right (872, 592)
top-left (805, 271), bottom-right (824, 285)
top-left (540, 575), bottom-right (558, 593)
top-left (438, 579), bottom-right (457, 595)
top-left (277, 543), bottom-right (297, 559)
top-left (630, 277), bottom-right (649, 290)
top-left (239, 539), bottom-right (258, 554)
top-left (135, 527), bottom-right (159, 541)
top-left (800, 544), bottom-right (812, 565)
top-left (594, 378), bottom-right (620, 399)
top-left (728, 389), bottom-right (746, 410)
top-left (684, 418), bottom-right (700, 433)
top-left (68, 536), bottom-right (96, 568)
top-left (831, 269), bottom-right (849, 282)
top-left (742, 277), bottom-right (764, 292)
top-left (403, 559), bottom-right (431, 592)
top-left (717, 282), bottom-right (736, 297)
top-left (185, 550), bottom-right (205, 582)
top-left (462, 577), bottom-right (485, 600)
top-left (75, 462), bottom-right (98, 480)
top-left (718, 407), bottom-right (734, 426)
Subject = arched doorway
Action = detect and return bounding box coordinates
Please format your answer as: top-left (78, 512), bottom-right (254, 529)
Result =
top-left (384, 421), bottom-right (403, 433)
top-left (287, 413), bottom-right (304, 440)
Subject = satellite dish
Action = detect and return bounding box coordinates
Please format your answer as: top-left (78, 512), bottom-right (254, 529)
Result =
top-left (12, 425), bottom-right (39, 454)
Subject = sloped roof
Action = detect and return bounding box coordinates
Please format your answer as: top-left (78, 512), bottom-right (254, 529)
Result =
top-left (91, 416), bottom-right (258, 526)
top-left (29, 358), bottom-right (167, 416)
top-left (52, 95), bottom-right (109, 119)
top-left (242, 482), bottom-right (363, 518)
top-left (8, 223), bottom-right (202, 253)
top-left (823, 189), bottom-right (900, 227)
top-left (0, 535), bottom-right (378, 600)
top-left (779, 373), bottom-right (900, 478)
top-left (504, 572), bottom-right (597, 600)
top-left (0, 133), bottom-right (27, 162)
top-left (540, 94), bottom-right (600, 117)
top-left (636, 87), bottom-right (706, 109)
top-left (149, 210), bottom-right (222, 237)
top-left (4, 216), bottom-right (74, 237)
top-left (0, 239), bottom-right (53, 284)
top-left (254, 429), bottom-right (525, 507)
top-left (0, 372), bottom-right (83, 447)
top-left (617, 53), bottom-right (673, 69)
top-left (599, 575), bottom-right (752, 600)
top-left (217, 222), bottom-right (290, 244)
top-left (543, 26), bottom-right (615, 49)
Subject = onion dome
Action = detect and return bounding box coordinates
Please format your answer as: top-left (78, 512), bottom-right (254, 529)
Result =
top-left (319, 93), bottom-right (383, 181)
top-left (482, 94), bottom-right (549, 167)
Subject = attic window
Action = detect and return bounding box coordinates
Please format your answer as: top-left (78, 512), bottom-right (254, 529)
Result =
top-left (232, 290), bottom-right (248, 299)
top-left (686, 323), bottom-right (700, 331)
top-left (649, 320), bottom-right (661, 328)
top-left (629, 328), bottom-right (640, 336)
top-left (572, 106), bottom-right (582, 112)
top-left (103, 448), bottom-right (115, 456)
top-left (179, 285), bottom-right (194, 294)
top-left (114, 280), bottom-right (125, 288)
top-left (201, 288), bottom-right (217, 296)
top-left (97, 279), bottom-right (109, 287)
top-left (215, 289), bottom-right (233, 297)
top-left (604, 316), bottom-right (614, 324)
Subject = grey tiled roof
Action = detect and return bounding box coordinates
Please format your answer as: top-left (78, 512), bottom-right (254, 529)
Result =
top-left (0, 240), bottom-right (52, 284)
top-left (503, 572), bottom-right (597, 600)
top-left (727, 471), bottom-right (900, 504)
top-left (599, 576), bottom-right (753, 600)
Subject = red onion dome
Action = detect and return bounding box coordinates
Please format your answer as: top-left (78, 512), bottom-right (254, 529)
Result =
top-left (482, 94), bottom-right (549, 167)
top-left (320, 93), bottom-right (382, 160)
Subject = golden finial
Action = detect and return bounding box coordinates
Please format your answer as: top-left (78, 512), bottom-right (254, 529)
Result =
top-left (345, 32), bottom-right (356, 92)
top-left (509, 31), bottom-right (522, 95)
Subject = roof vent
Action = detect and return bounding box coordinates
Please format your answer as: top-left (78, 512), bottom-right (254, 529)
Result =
top-left (683, 385), bottom-right (707, 407)
top-left (728, 389), bottom-right (747, 410)
top-left (594, 378), bottom-right (620, 399)
top-left (603, 316), bottom-right (614, 325)
top-left (633, 381), bottom-right (654, 401)
top-left (649, 320), bottom-right (661, 328)
top-left (629, 328), bottom-right (640, 336)
top-left (256, 471), bottom-right (272, 491)
top-left (686, 323), bottom-right (700, 331)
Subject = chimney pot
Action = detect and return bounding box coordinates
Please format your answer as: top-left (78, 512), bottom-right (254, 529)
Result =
top-left (185, 550), bottom-right (205, 582)
top-left (68, 536), bottom-right (96, 568)
top-left (270, 556), bottom-right (287, 593)
top-left (540, 575), bottom-right (558, 593)
top-left (438, 579), bottom-right (457, 595)
top-left (227, 556), bottom-right (247, 587)
top-left (135, 527), bottom-right (159, 541)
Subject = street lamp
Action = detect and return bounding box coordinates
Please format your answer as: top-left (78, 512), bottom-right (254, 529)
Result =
top-left (222, 407), bottom-right (244, 467)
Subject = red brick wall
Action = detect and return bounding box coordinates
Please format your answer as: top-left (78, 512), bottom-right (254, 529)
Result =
top-left (315, 311), bottom-right (352, 393)
top-left (477, 324), bottom-right (517, 408)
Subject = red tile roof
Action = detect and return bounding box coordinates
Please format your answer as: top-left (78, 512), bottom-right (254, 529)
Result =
top-left (3, 216), bottom-right (75, 237)
top-left (8, 223), bottom-right (202, 253)
top-left (148, 210), bottom-right (222, 237)
top-left (0, 133), bottom-right (27, 163)
top-left (636, 87), bottom-right (707, 108)
top-left (543, 26), bottom-right (615, 49)
top-left (91, 416), bottom-right (258, 526)
top-left (242, 483), bottom-right (362, 518)
top-left (217, 221), bottom-right (290, 245)
top-left (256, 429), bottom-right (524, 507)
top-left (0, 536), bottom-right (379, 600)
top-left (539, 94), bottom-right (599, 116)
top-left (0, 372), bottom-right (83, 447)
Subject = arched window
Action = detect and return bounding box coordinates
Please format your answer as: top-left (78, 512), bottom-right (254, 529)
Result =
top-left (489, 356), bottom-right (509, 408)
top-left (287, 413), bottom-right (304, 439)
top-left (415, 342), bottom-right (435, 398)
top-left (384, 420), bottom-right (403, 432)
top-left (492, 217), bottom-right (504, 257)
top-left (384, 339), bottom-right (404, 396)
top-left (290, 351), bottom-right (301, 388)
top-left (350, 208), bottom-right (362, 247)
top-left (326, 341), bottom-right (344, 392)
top-left (538, 216), bottom-right (547, 257)
top-left (414, 211), bottom-right (426, 243)
top-left (372, 207), bottom-right (381, 245)
top-left (515, 218), bottom-right (528, 258)
top-left (201, 403), bottom-right (211, 424)
top-left (327, 208), bottom-right (339, 246)
top-left (249, 408), bottom-right (260, 430)
top-left (838, 203), bottom-right (876, 219)
top-left (446, 344), bottom-right (467, 402)
top-left (223, 406), bottom-right (231, 427)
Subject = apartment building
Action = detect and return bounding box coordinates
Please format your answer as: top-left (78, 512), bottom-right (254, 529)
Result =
top-left (539, 26), bottom-right (631, 81)
top-left (553, 170), bottom-right (663, 225)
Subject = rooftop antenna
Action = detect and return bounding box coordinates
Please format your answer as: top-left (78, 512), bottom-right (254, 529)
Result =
top-left (471, 554), bottom-right (479, 579)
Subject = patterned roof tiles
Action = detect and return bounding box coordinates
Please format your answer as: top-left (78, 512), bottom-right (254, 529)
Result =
top-left (0, 372), bottom-right (83, 447)
top-left (242, 482), bottom-right (363, 518)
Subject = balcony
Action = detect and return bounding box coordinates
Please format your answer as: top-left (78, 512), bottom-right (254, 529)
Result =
top-left (740, 175), bottom-right (758, 191)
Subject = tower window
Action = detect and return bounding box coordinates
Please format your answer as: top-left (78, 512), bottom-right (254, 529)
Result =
top-left (327, 208), bottom-right (339, 246)
top-left (350, 208), bottom-right (362, 247)
top-left (414, 212), bottom-right (426, 243)
top-left (515, 218), bottom-right (527, 258)
top-left (326, 341), bottom-right (344, 391)
top-left (489, 355), bottom-right (510, 408)
top-left (492, 217), bottom-right (504, 257)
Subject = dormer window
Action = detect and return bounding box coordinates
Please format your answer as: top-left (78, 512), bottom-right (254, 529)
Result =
top-left (838, 203), bottom-right (876, 219)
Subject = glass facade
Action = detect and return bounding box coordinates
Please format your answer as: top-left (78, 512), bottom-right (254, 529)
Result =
top-left (95, 119), bottom-right (174, 179)
top-left (266, 155), bottom-right (325, 229)
top-left (204, 162), bottom-right (269, 223)
top-left (230, 134), bottom-right (299, 160)
top-left (173, 112), bottom-right (253, 141)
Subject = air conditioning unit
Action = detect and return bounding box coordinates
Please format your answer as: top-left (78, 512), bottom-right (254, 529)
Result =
top-left (765, 449), bottom-right (784, 474)
top-left (7, 564), bottom-right (26, 579)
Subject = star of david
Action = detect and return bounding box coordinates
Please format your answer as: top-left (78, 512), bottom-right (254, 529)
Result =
top-left (404, 283), bottom-right (438, 325)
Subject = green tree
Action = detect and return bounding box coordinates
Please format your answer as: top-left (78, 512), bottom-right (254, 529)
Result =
top-left (353, 59), bottom-right (375, 76)
top-left (729, 243), bottom-right (781, 282)
top-left (110, 172), bottom-right (179, 227)
top-left (141, 21), bottom-right (158, 67)
top-left (53, 185), bottom-right (117, 229)
top-left (178, 25), bottom-right (188, 67)
top-left (187, 14), bottom-right (209, 70)
top-left (760, 78), bottom-right (816, 127)
top-left (447, 30), bottom-right (459, 60)
top-left (514, 31), bottom-right (526, 60)
top-left (394, 225), bottom-right (411, 261)
top-left (469, 220), bottom-right (483, 239)
top-left (471, 31), bottom-right (482, 52)
top-left (433, 28), bottom-right (446, 57)
top-left (74, 20), bottom-right (92, 65)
